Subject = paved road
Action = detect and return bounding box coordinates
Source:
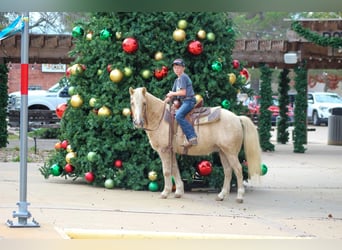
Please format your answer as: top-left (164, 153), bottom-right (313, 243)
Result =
top-left (0, 126), bottom-right (341, 241)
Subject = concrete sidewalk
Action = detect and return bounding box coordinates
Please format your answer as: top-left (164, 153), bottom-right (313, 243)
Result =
top-left (0, 126), bottom-right (341, 239)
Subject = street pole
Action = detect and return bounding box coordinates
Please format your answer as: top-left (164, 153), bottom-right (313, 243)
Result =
top-left (6, 12), bottom-right (39, 228)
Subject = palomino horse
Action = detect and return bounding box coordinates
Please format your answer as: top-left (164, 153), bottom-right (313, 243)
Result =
top-left (129, 87), bottom-right (261, 203)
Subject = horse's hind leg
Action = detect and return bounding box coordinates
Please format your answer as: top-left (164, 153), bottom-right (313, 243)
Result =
top-left (228, 154), bottom-right (245, 203)
top-left (216, 151), bottom-right (233, 201)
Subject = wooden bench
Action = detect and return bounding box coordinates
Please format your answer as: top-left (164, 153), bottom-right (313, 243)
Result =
top-left (8, 110), bottom-right (60, 129)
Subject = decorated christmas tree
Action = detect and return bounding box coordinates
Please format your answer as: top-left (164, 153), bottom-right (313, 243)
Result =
top-left (41, 12), bottom-right (254, 190)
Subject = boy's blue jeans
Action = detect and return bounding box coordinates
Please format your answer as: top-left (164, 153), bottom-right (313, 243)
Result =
top-left (175, 98), bottom-right (197, 140)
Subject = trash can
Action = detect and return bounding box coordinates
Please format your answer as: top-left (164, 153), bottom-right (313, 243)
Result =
top-left (328, 107), bottom-right (342, 145)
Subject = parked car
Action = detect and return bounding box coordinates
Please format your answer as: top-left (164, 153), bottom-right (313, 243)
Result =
top-left (247, 95), bottom-right (294, 125)
top-left (7, 82), bottom-right (70, 112)
top-left (307, 92), bottom-right (342, 126)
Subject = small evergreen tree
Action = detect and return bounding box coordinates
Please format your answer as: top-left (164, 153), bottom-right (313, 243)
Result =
top-left (0, 64), bottom-right (8, 148)
top-left (41, 12), bottom-right (251, 190)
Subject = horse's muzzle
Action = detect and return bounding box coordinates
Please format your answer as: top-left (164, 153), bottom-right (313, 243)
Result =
top-left (133, 119), bottom-right (144, 128)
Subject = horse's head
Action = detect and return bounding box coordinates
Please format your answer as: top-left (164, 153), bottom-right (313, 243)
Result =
top-left (129, 87), bottom-right (147, 128)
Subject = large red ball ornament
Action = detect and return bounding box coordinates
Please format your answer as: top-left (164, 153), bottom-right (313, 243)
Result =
top-left (240, 68), bottom-right (250, 81)
top-left (197, 160), bottom-right (213, 176)
top-left (56, 103), bottom-right (67, 119)
top-left (64, 163), bottom-right (74, 173)
top-left (188, 40), bottom-right (203, 55)
top-left (232, 59), bottom-right (240, 69)
top-left (154, 69), bottom-right (164, 80)
top-left (122, 37), bottom-right (139, 54)
top-left (85, 172), bottom-right (95, 183)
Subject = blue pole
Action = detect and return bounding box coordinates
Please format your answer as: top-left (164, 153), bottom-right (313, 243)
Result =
top-left (7, 12), bottom-right (39, 228)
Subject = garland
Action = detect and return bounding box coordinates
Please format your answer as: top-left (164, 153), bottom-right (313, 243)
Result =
top-left (291, 21), bottom-right (342, 48)
top-left (277, 69), bottom-right (290, 144)
top-left (293, 62), bottom-right (308, 153)
top-left (0, 64), bottom-right (9, 148)
top-left (258, 64), bottom-right (275, 152)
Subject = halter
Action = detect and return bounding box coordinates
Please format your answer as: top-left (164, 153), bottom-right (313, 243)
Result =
top-left (140, 99), bottom-right (167, 132)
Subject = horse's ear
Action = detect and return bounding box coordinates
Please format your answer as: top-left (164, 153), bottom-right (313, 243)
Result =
top-left (129, 87), bottom-right (134, 95)
top-left (142, 87), bottom-right (147, 95)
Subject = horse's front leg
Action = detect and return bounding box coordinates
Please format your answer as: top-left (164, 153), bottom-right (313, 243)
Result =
top-left (159, 152), bottom-right (173, 199)
top-left (171, 154), bottom-right (184, 198)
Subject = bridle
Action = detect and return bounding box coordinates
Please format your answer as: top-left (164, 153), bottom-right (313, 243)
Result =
top-left (133, 97), bottom-right (167, 132)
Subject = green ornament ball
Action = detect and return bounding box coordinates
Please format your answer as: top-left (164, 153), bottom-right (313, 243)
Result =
top-left (50, 164), bottom-right (62, 176)
top-left (100, 29), bottom-right (112, 40)
top-left (261, 163), bottom-right (268, 176)
top-left (227, 28), bottom-right (235, 35)
top-left (72, 26), bottom-right (84, 38)
top-left (148, 181), bottom-right (159, 192)
top-left (211, 61), bottom-right (222, 72)
top-left (221, 99), bottom-right (230, 109)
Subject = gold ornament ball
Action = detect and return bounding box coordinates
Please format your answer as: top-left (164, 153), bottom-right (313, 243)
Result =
top-left (148, 171), bottom-right (158, 181)
top-left (110, 69), bottom-right (124, 83)
top-left (228, 73), bottom-right (236, 84)
top-left (122, 108), bottom-right (131, 117)
top-left (66, 145), bottom-right (73, 153)
top-left (197, 29), bottom-right (206, 39)
top-left (89, 97), bottom-right (97, 107)
top-left (65, 152), bottom-right (76, 164)
top-left (70, 64), bottom-right (83, 75)
top-left (86, 33), bottom-right (93, 40)
top-left (154, 51), bottom-right (163, 61)
top-left (172, 29), bottom-right (186, 42)
top-left (70, 94), bottom-right (83, 108)
top-left (195, 94), bottom-right (203, 104)
top-left (98, 106), bottom-right (111, 117)
top-left (115, 31), bottom-right (122, 40)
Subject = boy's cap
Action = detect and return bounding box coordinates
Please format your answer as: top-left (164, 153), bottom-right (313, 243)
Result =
top-left (172, 58), bottom-right (185, 67)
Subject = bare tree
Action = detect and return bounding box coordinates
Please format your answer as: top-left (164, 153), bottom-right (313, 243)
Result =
top-left (0, 12), bottom-right (91, 34)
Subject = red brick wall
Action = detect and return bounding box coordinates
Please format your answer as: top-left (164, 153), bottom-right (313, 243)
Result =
top-left (7, 63), bottom-right (65, 93)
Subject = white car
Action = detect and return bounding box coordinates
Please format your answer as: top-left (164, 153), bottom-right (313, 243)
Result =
top-left (307, 92), bottom-right (342, 125)
top-left (7, 82), bottom-right (69, 111)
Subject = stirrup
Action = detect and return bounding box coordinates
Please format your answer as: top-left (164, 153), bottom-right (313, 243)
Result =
top-left (182, 138), bottom-right (198, 147)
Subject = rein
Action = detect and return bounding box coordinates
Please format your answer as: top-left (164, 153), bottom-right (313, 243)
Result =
top-left (142, 101), bottom-right (167, 132)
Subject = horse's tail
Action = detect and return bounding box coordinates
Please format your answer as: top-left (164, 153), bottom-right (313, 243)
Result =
top-left (239, 116), bottom-right (261, 179)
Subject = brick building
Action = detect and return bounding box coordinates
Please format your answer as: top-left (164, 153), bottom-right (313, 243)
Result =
top-left (7, 63), bottom-right (65, 93)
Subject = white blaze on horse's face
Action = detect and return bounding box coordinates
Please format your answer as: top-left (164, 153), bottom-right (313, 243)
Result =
top-left (129, 87), bottom-right (146, 128)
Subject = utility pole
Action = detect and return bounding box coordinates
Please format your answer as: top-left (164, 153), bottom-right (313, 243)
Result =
top-left (6, 12), bottom-right (40, 228)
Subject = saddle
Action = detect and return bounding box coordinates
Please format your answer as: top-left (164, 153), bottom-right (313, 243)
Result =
top-left (164, 99), bottom-right (221, 126)
top-left (163, 100), bottom-right (221, 154)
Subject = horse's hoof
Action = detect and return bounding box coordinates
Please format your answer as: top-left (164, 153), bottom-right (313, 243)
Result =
top-left (236, 198), bottom-right (244, 203)
top-left (216, 196), bottom-right (224, 201)
top-left (174, 193), bottom-right (182, 198)
top-left (160, 193), bottom-right (168, 199)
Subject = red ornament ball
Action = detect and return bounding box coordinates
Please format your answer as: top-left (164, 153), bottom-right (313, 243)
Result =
top-left (84, 172), bottom-right (95, 183)
top-left (122, 37), bottom-right (139, 54)
top-left (232, 59), bottom-right (240, 69)
top-left (64, 163), bottom-right (74, 173)
top-left (197, 160), bottom-right (213, 176)
top-left (61, 140), bottom-right (68, 150)
top-left (188, 40), bottom-right (203, 55)
top-left (56, 103), bottom-right (67, 119)
top-left (114, 159), bottom-right (123, 168)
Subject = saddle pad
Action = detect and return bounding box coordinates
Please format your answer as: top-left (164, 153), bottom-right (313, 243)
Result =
top-left (193, 106), bottom-right (221, 125)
